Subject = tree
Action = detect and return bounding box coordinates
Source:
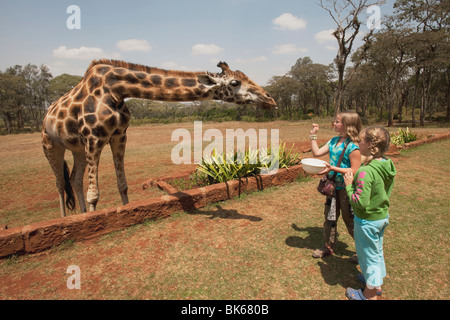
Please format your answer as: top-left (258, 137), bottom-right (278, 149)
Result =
top-left (24, 64), bottom-right (53, 131)
top-left (393, 0), bottom-right (449, 32)
top-left (318, 0), bottom-right (385, 116)
top-left (344, 64), bottom-right (375, 118)
top-left (359, 28), bottom-right (412, 126)
top-left (6, 64), bottom-right (53, 131)
top-left (0, 71), bottom-right (27, 133)
top-left (391, 0), bottom-right (449, 126)
top-left (266, 57), bottom-right (334, 119)
top-left (289, 57), bottom-right (334, 116)
top-left (49, 73), bottom-right (83, 104)
top-left (266, 75), bottom-right (298, 119)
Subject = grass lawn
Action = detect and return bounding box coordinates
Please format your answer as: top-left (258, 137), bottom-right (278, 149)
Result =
top-left (0, 128), bottom-right (449, 300)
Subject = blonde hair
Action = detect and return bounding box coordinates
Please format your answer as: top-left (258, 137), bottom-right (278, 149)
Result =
top-left (335, 111), bottom-right (362, 142)
top-left (361, 126), bottom-right (391, 165)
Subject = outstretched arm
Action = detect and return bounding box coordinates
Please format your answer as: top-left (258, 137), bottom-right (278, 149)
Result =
top-left (310, 123), bottom-right (329, 157)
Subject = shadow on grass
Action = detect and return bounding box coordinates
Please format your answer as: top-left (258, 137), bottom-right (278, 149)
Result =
top-left (187, 204), bottom-right (263, 221)
top-left (170, 190), bottom-right (263, 221)
top-left (286, 223), bottom-right (360, 289)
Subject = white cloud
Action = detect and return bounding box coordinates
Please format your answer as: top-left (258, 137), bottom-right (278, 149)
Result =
top-left (192, 44), bottom-right (224, 55)
top-left (47, 60), bottom-right (87, 76)
top-left (325, 45), bottom-right (337, 51)
top-left (52, 46), bottom-right (106, 60)
top-left (271, 44), bottom-right (308, 55)
top-left (315, 29), bottom-right (336, 43)
top-left (116, 39), bottom-right (151, 52)
top-left (273, 13), bottom-right (307, 31)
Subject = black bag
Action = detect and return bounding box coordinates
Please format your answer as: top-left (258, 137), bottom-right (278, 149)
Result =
top-left (317, 141), bottom-right (348, 197)
top-left (317, 175), bottom-right (337, 197)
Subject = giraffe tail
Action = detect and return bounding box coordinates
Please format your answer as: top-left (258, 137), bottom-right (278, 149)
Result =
top-left (63, 161), bottom-right (76, 211)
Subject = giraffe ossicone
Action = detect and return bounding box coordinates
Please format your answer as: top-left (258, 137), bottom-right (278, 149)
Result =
top-left (42, 59), bottom-right (277, 217)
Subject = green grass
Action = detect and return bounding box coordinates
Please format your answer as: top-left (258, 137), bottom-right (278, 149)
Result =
top-left (0, 126), bottom-right (449, 300)
top-left (382, 140), bottom-right (450, 299)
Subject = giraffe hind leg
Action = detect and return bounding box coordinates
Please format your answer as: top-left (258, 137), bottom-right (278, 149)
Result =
top-left (63, 161), bottom-right (76, 211)
top-left (42, 134), bottom-right (75, 217)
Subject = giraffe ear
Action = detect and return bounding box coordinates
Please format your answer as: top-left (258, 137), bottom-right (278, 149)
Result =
top-left (197, 74), bottom-right (218, 86)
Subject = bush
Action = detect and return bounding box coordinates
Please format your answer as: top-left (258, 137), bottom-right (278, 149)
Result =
top-left (391, 127), bottom-right (420, 146)
top-left (192, 143), bottom-right (301, 185)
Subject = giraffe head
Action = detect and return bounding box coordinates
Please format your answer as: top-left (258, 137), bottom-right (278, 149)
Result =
top-left (197, 62), bottom-right (277, 110)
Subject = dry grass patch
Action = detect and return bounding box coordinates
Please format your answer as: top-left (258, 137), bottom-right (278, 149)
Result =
top-left (0, 122), bottom-right (449, 300)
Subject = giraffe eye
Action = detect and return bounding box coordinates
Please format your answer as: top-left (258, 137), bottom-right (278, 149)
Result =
top-left (230, 80), bottom-right (240, 87)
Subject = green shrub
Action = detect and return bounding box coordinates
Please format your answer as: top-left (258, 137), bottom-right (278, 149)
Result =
top-left (391, 127), bottom-right (420, 146)
top-left (192, 143), bottom-right (301, 185)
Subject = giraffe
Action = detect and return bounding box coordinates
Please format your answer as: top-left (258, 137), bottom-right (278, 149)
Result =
top-left (42, 59), bottom-right (277, 217)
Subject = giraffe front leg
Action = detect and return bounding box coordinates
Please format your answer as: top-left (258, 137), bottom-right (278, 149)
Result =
top-left (85, 140), bottom-right (103, 212)
top-left (110, 133), bottom-right (129, 206)
top-left (71, 151), bottom-right (88, 213)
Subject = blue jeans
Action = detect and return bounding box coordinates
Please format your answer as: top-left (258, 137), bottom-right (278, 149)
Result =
top-left (354, 215), bottom-right (389, 289)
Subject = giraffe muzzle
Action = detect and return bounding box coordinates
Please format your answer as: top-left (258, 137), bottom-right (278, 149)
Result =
top-left (260, 97), bottom-right (277, 110)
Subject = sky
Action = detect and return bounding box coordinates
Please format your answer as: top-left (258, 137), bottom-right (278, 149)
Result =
top-left (0, 0), bottom-right (395, 86)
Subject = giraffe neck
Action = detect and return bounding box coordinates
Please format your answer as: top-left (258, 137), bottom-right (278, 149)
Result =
top-left (94, 64), bottom-right (219, 102)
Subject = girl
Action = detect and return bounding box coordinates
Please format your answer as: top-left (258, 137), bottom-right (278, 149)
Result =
top-left (310, 112), bottom-right (362, 259)
top-left (344, 126), bottom-right (396, 300)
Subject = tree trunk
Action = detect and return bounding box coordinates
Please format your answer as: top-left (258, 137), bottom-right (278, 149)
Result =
top-left (362, 96), bottom-right (368, 118)
top-left (447, 85), bottom-right (450, 122)
top-left (326, 95), bottom-right (330, 116)
top-left (334, 70), bottom-right (344, 117)
top-left (379, 100), bottom-right (383, 121)
top-left (398, 89), bottom-right (408, 123)
top-left (411, 68), bottom-right (421, 128)
top-left (420, 68), bottom-right (432, 127)
top-left (387, 90), bottom-right (394, 127)
top-left (314, 93), bottom-right (320, 116)
top-left (35, 118), bottom-right (41, 131)
top-left (16, 108), bottom-right (24, 130)
top-left (420, 80), bottom-right (426, 127)
top-left (388, 100), bottom-right (394, 127)
top-left (446, 67), bottom-right (450, 122)
top-left (2, 113), bottom-right (13, 134)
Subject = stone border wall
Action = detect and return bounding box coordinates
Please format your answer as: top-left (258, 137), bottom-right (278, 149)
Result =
top-left (0, 165), bottom-right (306, 259)
top-left (1, 132), bottom-right (449, 259)
top-left (386, 132), bottom-right (450, 155)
